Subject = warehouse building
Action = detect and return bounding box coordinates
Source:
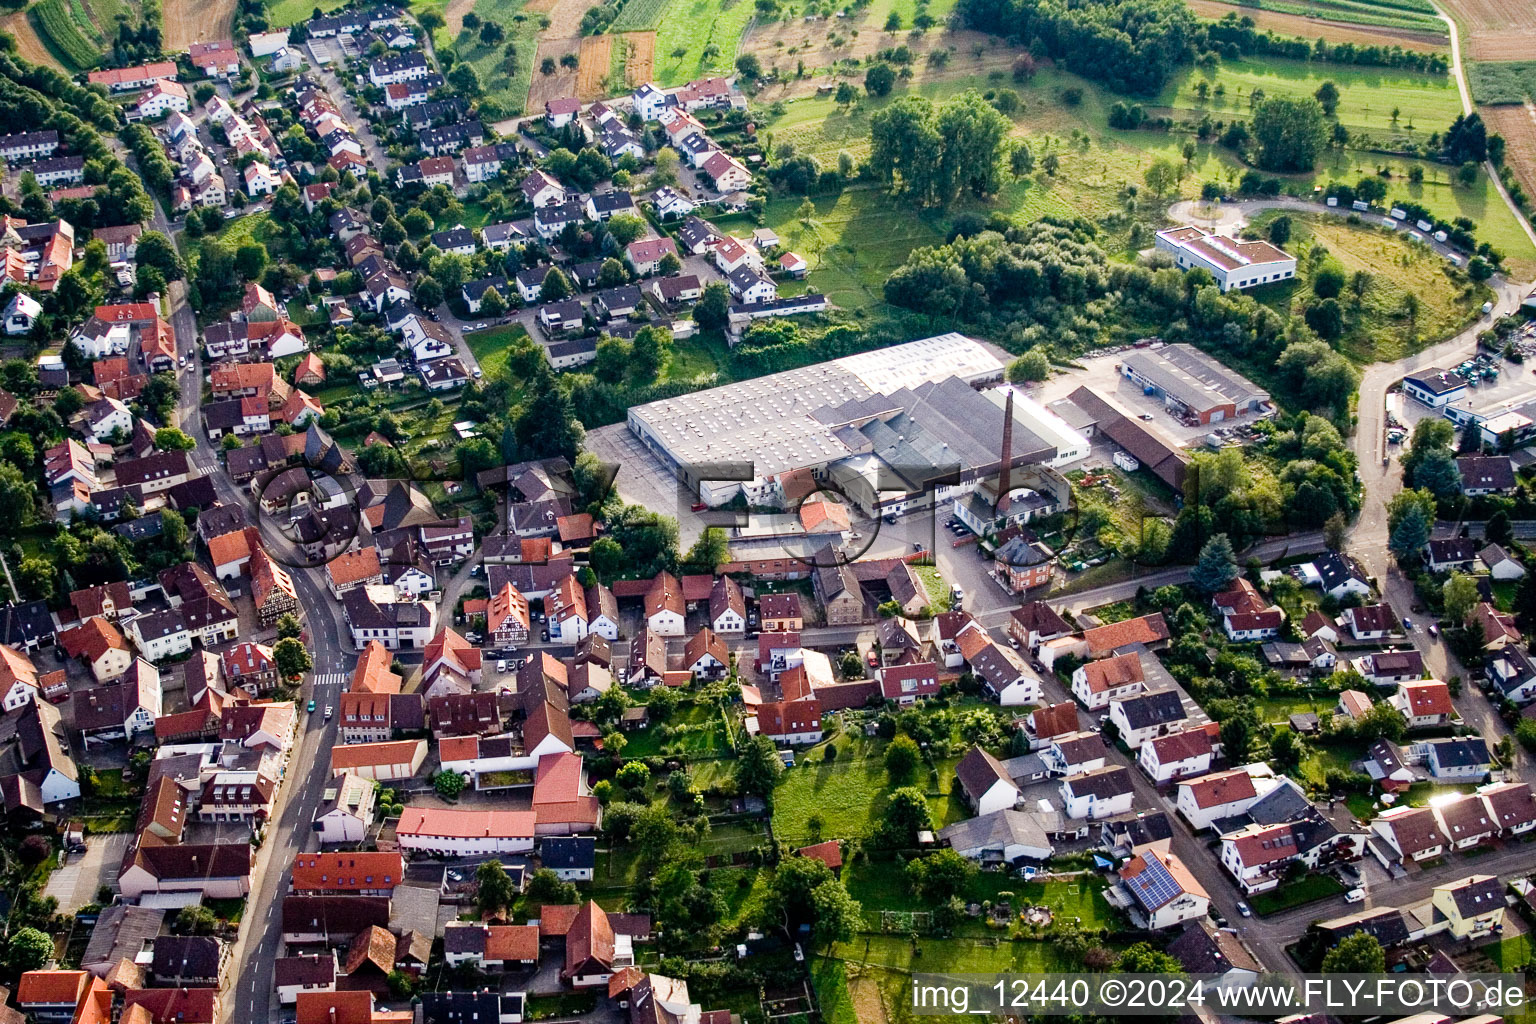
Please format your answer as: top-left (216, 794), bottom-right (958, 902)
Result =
top-left (1121, 344), bottom-right (1271, 426)
top-left (627, 333), bottom-right (1056, 510)
top-left (1154, 226), bottom-right (1296, 292)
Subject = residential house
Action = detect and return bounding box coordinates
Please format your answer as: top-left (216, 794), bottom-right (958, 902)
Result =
top-left (1060, 766), bottom-right (1135, 820)
top-left (1116, 849), bottom-right (1210, 930)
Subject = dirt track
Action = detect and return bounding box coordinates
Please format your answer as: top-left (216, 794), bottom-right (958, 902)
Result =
top-left (2, 12), bottom-right (64, 69)
top-left (163, 0), bottom-right (237, 51)
top-left (1185, 0), bottom-right (1446, 50)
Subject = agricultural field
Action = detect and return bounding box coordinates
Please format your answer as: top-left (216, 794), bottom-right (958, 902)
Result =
top-left (1246, 211), bottom-right (1493, 362)
top-left (609, 0), bottom-right (670, 31)
top-left (265, 0), bottom-right (347, 27)
top-left (419, 0), bottom-right (541, 116)
top-left (1440, 0), bottom-right (1536, 61)
top-left (1184, 0), bottom-right (1445, 50)
top-left (1184, 0), bottom-right (1443, 34)
top-left (28, 0), bottom-right (126, 71)
top-left (1468, 60), bottom-right (1536, 104)
top-left (651, 0), bottom-right (757, 86)
top-left (164, 0), bottom-right (236, 50)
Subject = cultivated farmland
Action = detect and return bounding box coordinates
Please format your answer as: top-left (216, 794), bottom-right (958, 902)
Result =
top-left (439, 0), bottom-right (540, 116)
top-left (576, 33), bottom-right (611, 99)
top-left (1482, 103), bottom-right (1536, 210)
top-left (164, 0), bottom-right (237, 51)
top-left (1440, 0), bottom-right (1536, 60)
top-left (265, 0), bottom-right (346, 26)
top-left (1184, 0), bottom-right (1443, 33)
top-left (29, 0), bottom-right (106, 70)
top-left (526, 36), bottom-right (581, 112)
top-left (1185, 0), bottom-right (1446, 50)
top-left (622, 30), bottom-right (655, 85)
top-left (1468, 60), bottom-right (1536, 104)
top-left (609, 0), bottom-right (669, 31)
top-left (2, 11), bottom-right (65, 69)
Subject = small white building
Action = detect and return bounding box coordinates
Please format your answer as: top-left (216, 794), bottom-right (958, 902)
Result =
top-left (1154, 225), bottom-right (1296, 293)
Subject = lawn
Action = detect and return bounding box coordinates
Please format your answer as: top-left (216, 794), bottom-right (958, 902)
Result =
top-left (524, 994), bottom-right (597, 1020)
top-left (652, 0), bottom-right (758, 86)
top-left (1245, 211), bottom-right (1490, 363)
top-left (265, 0), bottom-right (347, 26)
top-left (621, 702), bottom-right (731, 757)
top-left (664, 332), bottom-right (728, 386)
top-left (1492, 579), bottom-right (1518, 612)
top-left (913, 565), bottom-right (951, 611)
top-left (465, 323), bottom-right (530, 384)
top-left (1249, 873), bottom-right (1346, 915)
top-left (827, 931), bottom-right (1101, 975)
top-left (1298, 741), bottom-right (1368, 789)
top-left (771, 750), bottom-right (967, 842)
top-left (716, 188), bottom-right (950, 312)
top-left (843, 860), bottom-right (1116, 929)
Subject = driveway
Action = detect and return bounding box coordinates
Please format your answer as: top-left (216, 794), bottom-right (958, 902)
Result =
top-left (45, 832), bottom-right (130, 912)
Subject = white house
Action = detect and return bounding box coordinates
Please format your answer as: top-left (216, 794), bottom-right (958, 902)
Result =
top-left (1402, 368), bottom-right (1469, 409)
top-left (955, 746), bottom-right (1021, 817)
top-left (1071, 651), bottom-right (1144, 710)
top-left (1060, 766), bottom-right (1134, 820)
top-left (1481, 543), bottom-right (1526, 580)
top-left (1117, 849), bottom-right (1210, 930)
top-left (1108, 689), bottom-right (1188, 750)
top-left (275, 954), bottom-right (337, 1006)
top-left (4, 293), bottom-right (40, 335)
top-left (1154, 225), bottom-right (1296, 293)
top-left (1138, 726), bottom-right (1214, 785)
top-left (395, 807), bottom-right (537, 857)
top-left (128, 610), bottom-right (193, 662)
top-left (1390, 680), bottom-right (1454, 729)
top-left (1175, 767), bottom-right (1269, 831)
top-left (1371, 804), bottom-right (1447, 864)
top-left (313, 771), bottom-right (375, 845)
top-left (1344, 604), bottom-right (1397, 640)
top-left (136, 80), bottom-right (189, 118)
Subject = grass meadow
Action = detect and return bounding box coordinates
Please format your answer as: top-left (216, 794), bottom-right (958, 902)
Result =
top-left (652, 0), bottom-right (757, 85)
top-left (265, 0), bottom-right (347, 27)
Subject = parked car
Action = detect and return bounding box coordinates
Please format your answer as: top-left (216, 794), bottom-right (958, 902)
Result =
top-left (1344, 888), bottom-right (1366, 904)
top-left (323, 705), bottom-right (334, 720)
top-left (1236, 902), bottom-right (1252, 917)
top-left (306, 699), bottom-right (316, 713)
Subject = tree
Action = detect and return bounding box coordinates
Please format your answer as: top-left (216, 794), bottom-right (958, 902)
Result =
top-left (1191, 534), bottom-right (1239, 593)
top-left (865, 62), bottom-right (896, 96)
top-left (1314, 80), bottom-right (1340, 116)
top-left (235, 242), bottom-right (268, 282)
top-left (274, 637), bottom-right (312, 680)
top-left (154, 427), bottom-right (195, 451)
top-left (1468, 256), bottom-right (1494, 282)
top-left (1411, 448), bottom-right (1463, 504)
top-left (5, 927), bottom-right (52, 973)
top-left (135, 230), bottom-right (185, 282)
top-left (884, 733), bottom-right (920, 783)
top-left (276, 614), bottom-right (303, 641)
top-left (476, 860), bottom-right (518, 915)
top-left (1323, 932), bottom-right (1386, 974)
top-left (1356, 699), bottom-right (1406, 743)
top-left (767, 854), bottom-right (833, 928)
top-left (1143, 158), bottom-right (1178, 197)
top-left (527, 867), bottom-right (579, 905)
top-left (413, 276), bottom-right (444, 309)
top-left (616, 760), bottom-right (651, 790)
top-left (1312, 258), bottom-right (1347, 298)
top-left (810, 878), bottom-right (862, 945)
top-left (434, 769), bottom-right (466, 799)
top-left (735, 734), bottom-right (784, 796)
top-left (879, 786), bottom-right (932, 846)
top-left (1251, 96), bottom-right (1328, 172)
top-left (1007, 349), bottom-right (1050, 382)
top-left (735, 53), bottom-right (762, 80)
top-left (904, 847), bottom-right (975, 900)
top-left (17, 834), bottom-right (50, 867)
top-left (1324, 511), bottom-right (1348, 551)
top-left (1305, 298), bottom-right (1345, 341)
top-left (606, 214), bottom-right (648, 247)
top-left (1389, 501), bottom-right (1431, 564)
top-left (682, 527), bottom-right (729, 574)
top-left (1117, 942), bottom-right (1184, 974)
top-left (658, 251), bottom-right (683, 275)
top-left (1487, 510), bottom-right (1513, 546)
top-left (540, 266), bottom-right (573, 302)
top-left (597, 258), bottom-right (629, 288)
top-left (176, 904), bottom-right (218, 935)
top-left (1268, 216), bottom-right (1292, 246)
top-left (0, 462), bottom-right (37, 536)
top-left (1444, 572), bottom-right (1479, 625)
top-left (16, 557), bottom-right (54, 602)
top-left (694, 282), bottom-right (730, 331)
top-left (447, 62), bottom-right (482, 95)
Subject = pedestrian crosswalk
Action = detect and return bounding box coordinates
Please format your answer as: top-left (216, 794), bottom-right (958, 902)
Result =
top-left (313, 672), bottom-right (348, 687)
top-left (192, 458), bottom-right (219, 474)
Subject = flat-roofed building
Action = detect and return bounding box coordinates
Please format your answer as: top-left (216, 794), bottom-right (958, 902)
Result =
top-left (1155, 225), bottom-right (1296, 292)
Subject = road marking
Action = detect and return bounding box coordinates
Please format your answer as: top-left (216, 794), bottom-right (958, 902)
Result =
top-left (313, 672), bottom-right (347, 687)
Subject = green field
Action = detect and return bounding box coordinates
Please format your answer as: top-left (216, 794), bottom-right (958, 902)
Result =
top-left (1250, 874), bottom-right (1347, 915)
top-left (465, 323), bottom-right (529, 383)
top-left (1197, 0), bottom-right (1442, 33)
top-left (653, 0), bottom-right (757, 86)
top-left (30, 0), bottom-right (106, 70)
top-left (827, 931), bottom-right (1097, 975)
top-left (1468, 61), bottom-right (1536, 105)
top-left (1246, 211), bottom-right (1492, 362)
top-left (610, 0), bottom-right (671, 32)
top-left (621, 702), bottom-right (732, 757)
top-left (266, 0), bottom-right (349, 27)
top-left (761, 58), bottom-right (1535, 274)
top-left (771, 750), bottom-right (967, 842)
top-left (717, 188), bottom-right (950, 312)
top-left (1158, 58), bottom-right (1461, 145)
top-left (410, 0), bottom-right (538, 116)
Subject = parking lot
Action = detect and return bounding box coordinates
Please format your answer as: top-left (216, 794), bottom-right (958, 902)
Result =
top-left (1392, 343), bottom-right (1530, 438)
